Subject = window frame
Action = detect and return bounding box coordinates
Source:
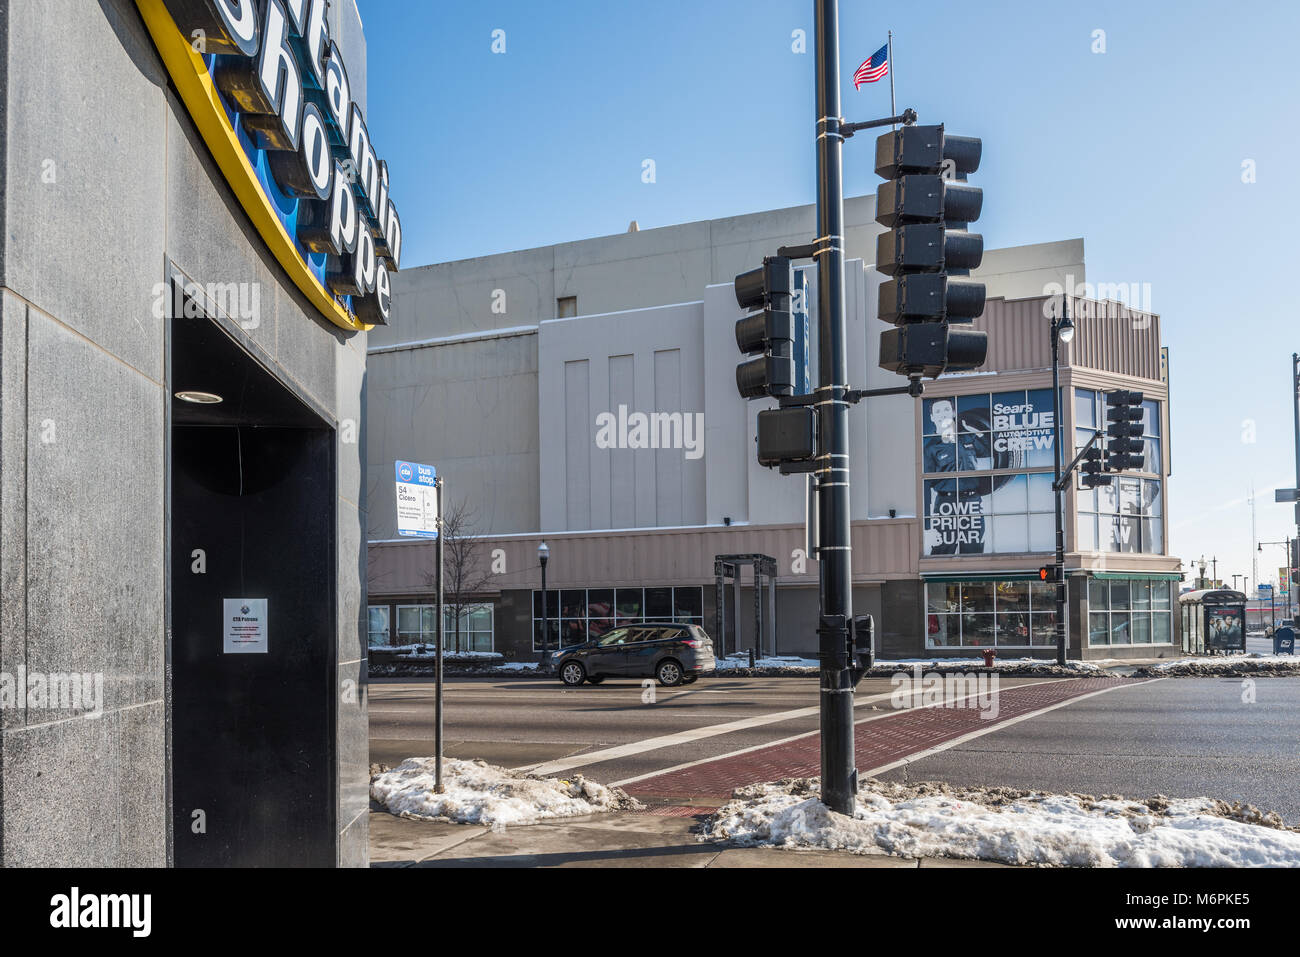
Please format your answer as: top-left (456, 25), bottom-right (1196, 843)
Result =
top-left (1085, 578), bottom-right (1175, 648)
top-left (923, 579), bottom-right (1060, 649)
top-left (532, 586), bottom-right (706, 652)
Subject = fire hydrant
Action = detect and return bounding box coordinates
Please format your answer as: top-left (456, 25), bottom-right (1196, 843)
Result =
top-left (981, 648), bottom-right (996, 668)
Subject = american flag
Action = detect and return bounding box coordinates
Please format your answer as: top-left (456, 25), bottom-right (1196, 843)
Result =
top-left (854, 44), bottom-right (889, 88)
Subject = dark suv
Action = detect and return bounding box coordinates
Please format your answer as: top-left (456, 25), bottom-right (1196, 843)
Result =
top-left (553, 623), bottom-right (715, 687)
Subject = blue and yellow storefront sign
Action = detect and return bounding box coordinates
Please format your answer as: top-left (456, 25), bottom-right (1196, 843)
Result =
top-left (137, 0), bottom-right (402, 332)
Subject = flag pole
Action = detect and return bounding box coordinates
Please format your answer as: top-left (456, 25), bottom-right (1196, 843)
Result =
top-left (888, 30), bottom-right (897, 127)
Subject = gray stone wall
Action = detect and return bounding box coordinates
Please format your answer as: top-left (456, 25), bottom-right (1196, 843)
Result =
top-left (0, 0), bottom-right (371, 866)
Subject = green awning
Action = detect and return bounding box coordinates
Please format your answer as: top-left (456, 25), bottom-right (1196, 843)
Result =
top-left (1091, 571), bottom-right (1182, 581)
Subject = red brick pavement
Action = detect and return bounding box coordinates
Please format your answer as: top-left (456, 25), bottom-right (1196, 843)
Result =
top-left (624, 676), bottom-right (1142, 802)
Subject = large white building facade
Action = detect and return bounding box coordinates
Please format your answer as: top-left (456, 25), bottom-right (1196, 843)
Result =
top-left (367, 197), bottom-right (1180, 661)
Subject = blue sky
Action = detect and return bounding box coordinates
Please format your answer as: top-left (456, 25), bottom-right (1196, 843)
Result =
top-left (358, 0), bottom-right (1300, 590)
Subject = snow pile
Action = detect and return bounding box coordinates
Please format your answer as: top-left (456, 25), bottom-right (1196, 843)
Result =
top-left (716, 655), bottom-right (818, 672)
top-left (704, 778), bottom-right (1300, 867)
top-left (872, 657), bottom-right (1106, 675)
top-left (714, 655), bottom-right (1108, 677)
top-left (370, 758), bottom-right (643, 825)
top-left (389, 647), bottom-right (504, 661)
top-left (1133, 654), bottom-right (1300, 678)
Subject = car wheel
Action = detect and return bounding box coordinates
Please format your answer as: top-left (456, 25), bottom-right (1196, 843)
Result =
top-left (656, 659), bottom-right (684, 687)
top-left (560, 661), bottom-right (586, 686)
top-left (586, 676), bottom-right (605, 685)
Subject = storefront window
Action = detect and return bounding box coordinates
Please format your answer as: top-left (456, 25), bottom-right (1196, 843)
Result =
top-left (534, 586), bottom-right (705, 652)
top-left (368, 606), bottom-right (390, 647)
top-left (443, 604), bottom-right (495, 653)
top-left (1087, 579), bottom-right (1174, 647)
top-left (395, 603), bottom-right (495, 652)
top-left (924, 579), bottom-right (1061, 648)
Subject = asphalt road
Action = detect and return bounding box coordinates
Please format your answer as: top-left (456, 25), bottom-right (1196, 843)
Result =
top-left (369, 675), bottom-right (934, 782)
top-left (876, 676), bottom-right (1300, 822)
top-left (370, 673), bottom-right (1300, 821)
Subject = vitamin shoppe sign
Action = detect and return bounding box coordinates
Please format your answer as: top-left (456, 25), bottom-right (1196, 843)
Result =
top-left (138, 0), bottom-right (402, 331)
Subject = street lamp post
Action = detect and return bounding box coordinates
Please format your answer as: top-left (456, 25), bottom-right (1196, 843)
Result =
top-left (1051, 296), bottom-right (1076, 666)
top-left (538, 541), bottom-right (550, 665)
top-left (1259, 540), bottom-right (1294, 620)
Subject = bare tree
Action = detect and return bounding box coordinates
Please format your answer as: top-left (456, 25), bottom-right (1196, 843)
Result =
top-left (424, 499), bottom-right (495, 653)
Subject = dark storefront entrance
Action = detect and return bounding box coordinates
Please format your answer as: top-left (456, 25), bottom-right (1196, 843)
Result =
top-left (169, 297), bottom-right (337, 866)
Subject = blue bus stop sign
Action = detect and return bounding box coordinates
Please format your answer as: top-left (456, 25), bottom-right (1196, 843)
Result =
top-left (395, 461), bottom-right (438, 539)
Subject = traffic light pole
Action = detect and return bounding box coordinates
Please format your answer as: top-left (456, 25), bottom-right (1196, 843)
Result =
top-left (1293, 354), bottom-right (1299, 609)
top-left (813, 0), bottom-right (856, 816)
top-left (1052, 302), bottom-right (1068, 666)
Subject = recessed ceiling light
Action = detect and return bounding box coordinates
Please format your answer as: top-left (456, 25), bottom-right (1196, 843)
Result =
top-left (175, 391), bottom-right (224, 405)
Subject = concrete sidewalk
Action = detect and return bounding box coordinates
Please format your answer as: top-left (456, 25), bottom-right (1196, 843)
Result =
top-left (369, 809), bottom-right (1012, 868)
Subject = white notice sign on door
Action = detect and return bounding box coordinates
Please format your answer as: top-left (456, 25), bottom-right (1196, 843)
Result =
top-left (224, 598), bottom-right (268, 654)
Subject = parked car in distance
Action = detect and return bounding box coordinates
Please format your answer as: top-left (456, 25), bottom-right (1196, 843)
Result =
top-left (553, 622), bottom-right (716, 687)
top-left (1265, 619), bottom-right (1295, 637)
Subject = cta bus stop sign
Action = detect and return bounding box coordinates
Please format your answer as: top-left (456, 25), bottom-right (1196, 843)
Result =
top-left (395, 461), bottom-right (439, 538)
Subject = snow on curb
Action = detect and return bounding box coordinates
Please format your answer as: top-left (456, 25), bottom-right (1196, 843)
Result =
top-left (714, 656), bottom-right (1105, 678)
top-left (869, 658), bottom-right (1106, 677)
top-left (370, 758), bottom-right (643, 826)
top-left (716, 655), bottom-right (818, 672)
top-left (703, 778), bottom-right (1300, 867)
top-left (1133, 654), bottom-right (1300, 678)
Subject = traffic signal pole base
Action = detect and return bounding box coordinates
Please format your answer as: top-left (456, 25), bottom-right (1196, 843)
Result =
top-left (818, 615), bottom-right (857, 816)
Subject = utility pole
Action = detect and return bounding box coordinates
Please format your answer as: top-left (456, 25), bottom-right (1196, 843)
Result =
top-left (812, 0), bottom-right (856, 816)
top-left (1293, 354), bottom-right (1300, 610)
top-left (434, 476), bottom-right (445, 794)
top-left (733, 4), bottom-right (986, 815)
top-left (1052, 296), bottom-right (1070, 665)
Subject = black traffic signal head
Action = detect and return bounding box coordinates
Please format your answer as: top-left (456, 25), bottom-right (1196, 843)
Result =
top-left (876, 176), bottom-right (984, 228)
top-left (1080, 446), bottom-right (1112, 488)
top-left (1104, 390), bottom-right (1145, 472)
top-left (879, 321), bottom-right (987, 379)
top-left (878, 274), bottom-right (986, 325)
top-left (875, 224), bottom-right (984, 277)
top-left (874, 125), bottom-right (982, 179)
top-left (735, 308), bottom-right (794, 354)
top-left (873, 123), bottom-right (987, 384)
top-left (735, 257), bottom-right (794, 311)
top-left (733, 257), bottom-right (796, 400)
top-left (756, 407), bottom-right (816, 468)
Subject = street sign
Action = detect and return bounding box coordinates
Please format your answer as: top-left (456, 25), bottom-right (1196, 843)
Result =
top-left (1275, 488), bottom-right (1300, 503)
top-left (395, 461), bottom-right (439, 538)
